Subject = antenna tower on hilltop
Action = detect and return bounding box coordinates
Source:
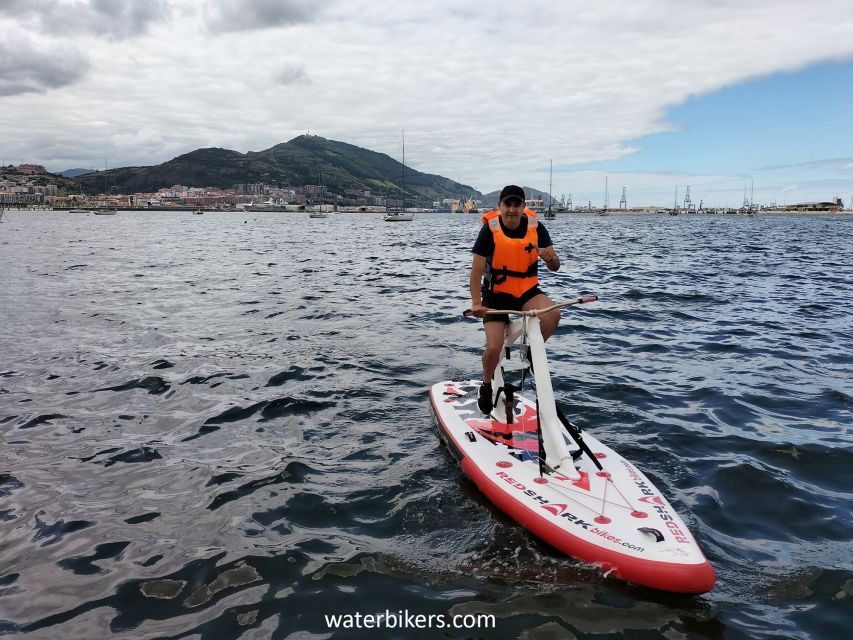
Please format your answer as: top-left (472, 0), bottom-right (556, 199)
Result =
top-left (619, 187), bottom-right (627, 208)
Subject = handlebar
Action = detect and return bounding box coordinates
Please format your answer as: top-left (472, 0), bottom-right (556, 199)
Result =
top-left (463, 295), bottom-right (598, 317)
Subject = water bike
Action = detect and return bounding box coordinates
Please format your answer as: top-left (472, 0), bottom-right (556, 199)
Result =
top-left (429, 296), bottom-right (715, 593)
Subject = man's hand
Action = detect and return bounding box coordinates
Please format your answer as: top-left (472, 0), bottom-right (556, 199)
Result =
top-left (469, 303), bottom-right (488, 318)
top-left (539, 246), bottom-right (560, 271)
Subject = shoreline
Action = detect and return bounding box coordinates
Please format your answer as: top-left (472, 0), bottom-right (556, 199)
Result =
top-left (3, 207), bottom-right (852, 216)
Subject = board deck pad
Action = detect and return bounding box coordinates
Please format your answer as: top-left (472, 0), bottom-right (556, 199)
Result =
top-left (430, 380), bottom-right (715, 593)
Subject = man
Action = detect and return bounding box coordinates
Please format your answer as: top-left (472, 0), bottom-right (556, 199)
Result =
top-left (469, 185), bottom-right (561, 414)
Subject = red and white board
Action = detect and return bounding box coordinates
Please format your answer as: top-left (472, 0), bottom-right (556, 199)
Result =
top-left (430, 379), bottom-right (715, 593)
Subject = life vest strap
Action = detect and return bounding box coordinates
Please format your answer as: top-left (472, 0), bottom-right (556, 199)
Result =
top-left (492, 263), bottom-right (538, 286)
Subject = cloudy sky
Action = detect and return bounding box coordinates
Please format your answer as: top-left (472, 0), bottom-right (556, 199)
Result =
top-left (1, 0), bottom-right (852, 206)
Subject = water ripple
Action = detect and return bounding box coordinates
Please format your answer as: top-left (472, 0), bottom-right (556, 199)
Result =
top-left (0, 211), bottom-right (851, 639)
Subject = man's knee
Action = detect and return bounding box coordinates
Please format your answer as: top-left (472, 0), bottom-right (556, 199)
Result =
top-left (484, 344), bottom-right (502, 360)
top-left (540, 309), bottom-right (560, 338)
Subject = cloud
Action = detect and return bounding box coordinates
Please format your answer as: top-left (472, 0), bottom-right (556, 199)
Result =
top-left (761, 158), bottom-right (853, 173)
top-left (204, 0), bottom-right (329, 33)
top-left (1, 0), bottom-right (852, 207)
top-left (274, 63), bottom-right (311, 85)
top-left (0, 39), bottom-right (89, 96)
top-left (0, 0), bottom-right (171, 39)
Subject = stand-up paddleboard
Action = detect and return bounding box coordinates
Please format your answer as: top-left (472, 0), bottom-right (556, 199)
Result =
top-left (430, 297), bottom-right (715, 593)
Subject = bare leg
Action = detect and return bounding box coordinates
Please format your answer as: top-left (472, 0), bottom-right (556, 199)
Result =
top-left (523, 294), bottom-right (560, 340)
top-left (482, 321), bottom-right (506, 383)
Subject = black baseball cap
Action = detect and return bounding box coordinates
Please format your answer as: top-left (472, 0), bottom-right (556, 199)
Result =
top-left (499, 185), bottom-right (525, 204)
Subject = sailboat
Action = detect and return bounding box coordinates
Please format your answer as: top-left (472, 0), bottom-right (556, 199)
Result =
top-left (94, 159), bottom-right (117, 214)
top-left (745, 180), bottom-right (756, 216)
top-left (542, 159), bottom-right (556, 220)
top-left (384, 131), bottom-right (414, 222)
top-left (308, 167), bottom-right (329, 218)
top-left (596, 176), bottom-right (609, 216)
top-left (669, 186), bottom-right (679, 215)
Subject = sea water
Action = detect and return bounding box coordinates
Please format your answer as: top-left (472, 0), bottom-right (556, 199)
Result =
top-left (1, 211), bottom-right (850, 638)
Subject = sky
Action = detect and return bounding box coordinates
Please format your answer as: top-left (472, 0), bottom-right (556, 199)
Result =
top-left (1, 0), bottom-right (852, 207)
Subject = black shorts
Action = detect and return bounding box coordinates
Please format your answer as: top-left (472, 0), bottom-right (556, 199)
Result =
top-left (483, 286), bottom-right (545, 324)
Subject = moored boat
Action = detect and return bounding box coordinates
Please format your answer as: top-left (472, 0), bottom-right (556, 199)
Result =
top-left (542, 160), bottom-right (556, 220)
top-left (384, 131), bottom-right (414, 223)
top-left (383, 211), bottom-right (414, 222)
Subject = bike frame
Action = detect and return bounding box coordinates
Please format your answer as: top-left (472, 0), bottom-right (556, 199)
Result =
top-left (488, 315), bottom-right (579, 479)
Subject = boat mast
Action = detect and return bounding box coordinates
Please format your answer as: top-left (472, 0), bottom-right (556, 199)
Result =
top-left (604, 176), bottom-right (608, 212)
top-left (548, 159), bottom-right (553, 213)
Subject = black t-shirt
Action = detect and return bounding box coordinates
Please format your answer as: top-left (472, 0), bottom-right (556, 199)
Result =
top-left (471, 215), bottom-right (553, 257)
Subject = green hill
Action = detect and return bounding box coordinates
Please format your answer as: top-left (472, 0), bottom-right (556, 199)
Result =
top-left (75, 135), bottom-right (482, 203)
top-left (0, 164), bottom-right (82, 194)
top-left (481, 186), bottom-right (559, 209)
top-left (58, 168), bottom-right (95, 178)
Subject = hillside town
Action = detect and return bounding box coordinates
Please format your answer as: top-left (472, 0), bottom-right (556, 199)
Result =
top-left (0, 164), bottom-right (487, 213)
top-left (0, 163), bottom-right (847, 214)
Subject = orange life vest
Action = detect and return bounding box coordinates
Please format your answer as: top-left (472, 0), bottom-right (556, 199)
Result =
top-left (485, 213), bottom-right (539, 297)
